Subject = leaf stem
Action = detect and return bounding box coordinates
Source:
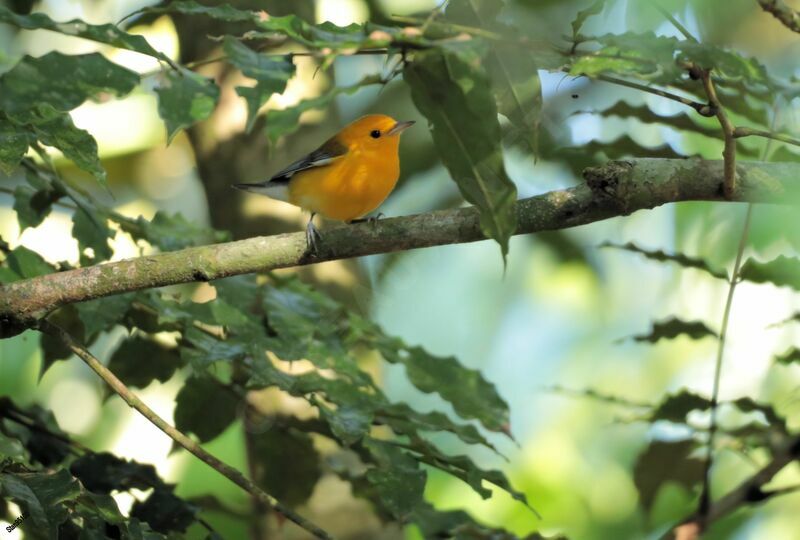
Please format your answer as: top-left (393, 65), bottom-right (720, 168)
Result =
top-left (591, 73), bottom-right (714, 116)
top-left (733, 126), bottom-right (800, 148)
top-left (37, 320), bottom-right (334, 540)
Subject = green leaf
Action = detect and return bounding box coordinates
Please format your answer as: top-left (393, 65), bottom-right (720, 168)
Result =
top-left (108, 336), bottom-right (183, 390)
top-left (249, 427), bottom-right (321, 507)
top-left (72, 208), bottom-right (114, 265)
top-left (38, 306), bottom-right (85, 379)
top-left (583, 100), bottom-right (721, 139)
top-left (0, 114), bottom-right (32, 174)
top-left (775, 347), bottom-right (800, 366)
top-left (155, 67), bottom-right (220, 144)
top-left (0, 245), bottom-right (54, 283)
top-left (740, 255), bottom-right (800, 291)
top-left (0, 6), bottom-right (165, 60)
top-left (223, 37), bottom-right (295, 133)
top-left (120, 211), bottom-right (230, 252)
top-left (74, 293), bottom-right (135, 338)
top-left (571, 0), bottom-right (605, 41)
top-left (600, 241), bottom-right (728, 280)
top-left (314, 395), bottom-right (374, 446)
top-left (730, 397), bottom-right (787, 433)
top-left (263, 75), bottom-right (382, 144)
top-left (130, 487), bottom-right (197, 534)
top-left (33, 113), bottom-right (107, 185)
top-left (363, 438), bottom-right (426, 520)
top-left (137, 0), bottom-right (258, 23)
top-left (0, 469), bottom-right (81, 532)
top-left (648, 390), bottom-right (711, 423)
top-left (173, 376), bottom-right (239, 443)
top-left (633, 439), bottom-right (703, 510)
top-left (70, 453), bottom-right (162, 494)
top-left (629, 317), bottom-right (718, 343)
top-left (404, 45), bottom-right (517, 261)
top-left (570, 32), bottom-right (682, 84)
top-left (0, 52), bottom-right (139, 124)
top-left (180, 326), bottom-right (248, 372)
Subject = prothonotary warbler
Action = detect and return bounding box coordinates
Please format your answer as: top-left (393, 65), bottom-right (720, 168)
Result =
top-left (234, 114), bottom-right (415, 251)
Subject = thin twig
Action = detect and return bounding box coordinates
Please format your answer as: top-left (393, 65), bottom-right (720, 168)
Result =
top-left (654, 3), bottom-right (698, 41)
top-left (592, 73), bottom-right (714, 116)
top-left (733, 127), bottom-right (800, 148)
top-left (37, 320), bottom-right (334, 540)
top-left (698, 67), bottom-right (737, 198)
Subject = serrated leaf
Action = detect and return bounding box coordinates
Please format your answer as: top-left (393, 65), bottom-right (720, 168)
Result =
top-left (72, 208), bottom-right (114, 265)
top-left (130, 487), bottom-right (197, 534)
top-left (649, 390), bottom-right (711, 423)
top-left (173, 376), bottom-right (239, 443)
top-left (601, 241), bottom-right (728, 280)
top-left (363, 438), bottom-right (426, 520)
top-left (775, 347), bottom-right (800, 365)
top-left (249, 427), bottom-right (321, 507)
top-left (633, 439), bottom-right (703, 510)
top-left (108, 336), bottom-right (183, 390)
top-left (180, 326), bottom-right (248, 371)
top-left (0, 113), bottom-right (32, 174)
top-left (405, 45), bottom-right (517, 261)
top-left (223, 37), bottom-right (295, 133)
top-left (629, 317), bottom-right (717, 343)
top-left (263, 75), bottom-right (382, 144)
top-left (0, 52), bottom-right (139, 124)
top-left (315, 396), bottom-right (374, 446)
top-left (740, 255), bottom-right (800, 291)
top-left (0, 469), bottom-right (81, 532)
top-left (120, 211), bottom-right (229, 252)
top-left (70, 453), bottom-right (162, 494)
top-left (33, 113), bottom-right (107, 185)
top-left (0, 6), bottom-right (165, 60)
top-left (74, 293), bottom-right (135, 339)
top-left (155, 67), bottom-right (219, 144)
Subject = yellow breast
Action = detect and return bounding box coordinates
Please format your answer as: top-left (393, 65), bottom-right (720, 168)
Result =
top-left (287, 147), bottom-right (400, 222)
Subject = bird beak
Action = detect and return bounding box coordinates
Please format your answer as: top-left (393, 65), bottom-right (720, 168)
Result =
top-left (387, 120), bottom-right (415, 136)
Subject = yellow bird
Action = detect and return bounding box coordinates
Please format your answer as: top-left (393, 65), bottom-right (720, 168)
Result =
top-left (234, 114), bottom-right (415, 251)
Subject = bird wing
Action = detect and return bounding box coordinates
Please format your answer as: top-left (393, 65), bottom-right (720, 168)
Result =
top-left (269, 136), bottom-right (348, 183)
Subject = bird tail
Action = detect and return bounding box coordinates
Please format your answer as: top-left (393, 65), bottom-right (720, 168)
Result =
top-left (232, 182), bottom-right (289, 202)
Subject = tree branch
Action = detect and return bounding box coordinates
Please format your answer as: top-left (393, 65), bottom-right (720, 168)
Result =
top-left (757, 0), bottom-right (800, 33)
top-left (37, 319), bottom-right (333, 540)
top-left (2, 158), bottom-right (799, 338)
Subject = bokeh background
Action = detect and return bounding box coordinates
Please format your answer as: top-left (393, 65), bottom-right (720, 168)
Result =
top-left (1, 0), bottom-right (800, 538)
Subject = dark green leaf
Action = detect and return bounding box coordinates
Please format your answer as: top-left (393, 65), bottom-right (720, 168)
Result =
top-left (0, 6), bottom-right (165, 60)
top-left (629, 317), bottom-right (717, 343)
top-left (70, 453), bottom-right (162, 494)
top-left (180, 326), bottom-right (248, 371)
top-left (120, 211), bottom-right (230, 252)
top-left (775, 347), bottom-right (800, 366)
top-left (0, 114), bottom-right (32, 173)
top-left (130, 487), bottom-right (197, 534)
top-left (74, 293), bottom-right (135, 338)
top-left (363, 438), bottom-right (426, 520)
top-left (223, 37), bottom-right (295, 132)
top-left (137, 1), bottom-right (258, 23)
top-left (740, 255), bottom-right (800, 291)
top-left (571, 32), bottom-right (682, 84)
top-left (0, 401), bottom-right (71, 466)
top-left (249, 427), bottom-right (321, 507)
top-left (39, 306), bottom-right (84, 379)
top-left (155, 67), bottom-right (220, 144)
top-left (633, 439), bottom-right (703, 510)
top-left (108, 336), bottom-right (183, 390)
top-left (601, 241), bottom-right (728, 280)
top-left (405, 45), bottom-right (517, 261)
top-left (33, 113), bottom-right (107, 185)
top-left (72, 208), bottom-right (114, 265)
top-left (315, 396), bottom-right (374, 446)
top-left (649, 390), bottom-right (711, 423)
top-left (173, 376), bottom-right (239, 443)
top-left (0, 52), bottom-right (139, 123)
top-left (0, 469), bottom-right (81, 532)
top-left (12, 171), bottom-right (63, 231)
top-left (0, 245), bottom-right (54, 283)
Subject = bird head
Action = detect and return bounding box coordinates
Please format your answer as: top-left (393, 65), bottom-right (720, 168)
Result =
top-left (338, 114), bottom-right (415, 151)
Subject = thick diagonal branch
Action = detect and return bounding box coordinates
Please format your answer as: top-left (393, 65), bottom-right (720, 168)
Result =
top-left (757, 0), bottom-right (800, 33)
top-left (1, 158), bottom-right (798, 338)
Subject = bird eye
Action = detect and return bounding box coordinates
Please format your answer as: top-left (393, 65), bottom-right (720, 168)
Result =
top-left (370, 129), bottom-right (381, 139)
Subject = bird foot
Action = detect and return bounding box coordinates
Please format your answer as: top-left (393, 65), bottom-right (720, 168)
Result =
top-left (350, 213), bottom-right (385, 227)
top-left (306, 220), bottom-right (322, 254)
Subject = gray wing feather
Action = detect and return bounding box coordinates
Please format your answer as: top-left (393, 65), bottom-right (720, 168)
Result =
top-left (269, 138), bottom-right (348, 183)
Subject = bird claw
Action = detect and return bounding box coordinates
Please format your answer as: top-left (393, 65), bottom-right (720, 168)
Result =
top-left (306, 219), bottom-right (322, 254)
top-left (351, 213), bottom-right (385, 227)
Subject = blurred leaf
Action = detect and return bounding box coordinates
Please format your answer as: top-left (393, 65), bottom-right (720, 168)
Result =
top-left (173, 376), bottom-right (239, 443)
top-left (730, 397), bottom-right (787, 433)
top-left (263, 75), bottom-right (382, 144)
top-left (137, 0), bottom-right (258, 23)
top-left (629, 317), bottom-right (717, 343)
top-left (0, 6), bottom-right (166, 60)
top-left (601, 241), bottom-right (728, 280)
top-left (74, 293), bottom-right (135, 339)
top-left (13, 171), bottom-right (64, 231)
top-left (315, 395), bottom-right (374, 446)
top-left (363, 438), bottom-right (426, 520)
top-left (33, 113), bottom-right (108, 185)
top-left (223, 37), bottom-right (295, 133)
top-left (740, 255), bottom-right (800, 291)
top-left (633, 439), bottom-right (703, 510)
top-left (0, 245), bottom-right (54, 283)
top-left (0, 469), bottom-right (81, 532)
top-left (775, 348), bottom-right (800, 366)
top-left (768, 312), bottom-right (800, 328)
top-left (649, 390), bottom-right (710, 423)
top-left (0, 400), bottom-right (71, 466)
top-left (249, 427), bottom-right (321, 507)
top-left (0, 114), bottom-right (32, 174)
top-left (70, 453), bottom-right (162, 494)
top-left (405, 44), bottom-right (517, 261)
top-left (72, 208), bottom-right (113, 265)
top-left (571, 0), bottom-right (605, 41)
top-left (130, 487), bottom-right (197, 534)
top-left (582, 100), bottom-right (720, 139)
top-left (108, 336), bottom-right (183, 390)
top-left (39, 305), bottom-right (84, 379)
top-left (119, 211), bottom-right (230, 252)
top-left (180, 326), bottom-right (248, 372)
top-left (0, 52), bottom-right (139, 124)
top-left (570, 32), bottom-right (682, 83)
top-left (155, 67), bottom-right (220, 144)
